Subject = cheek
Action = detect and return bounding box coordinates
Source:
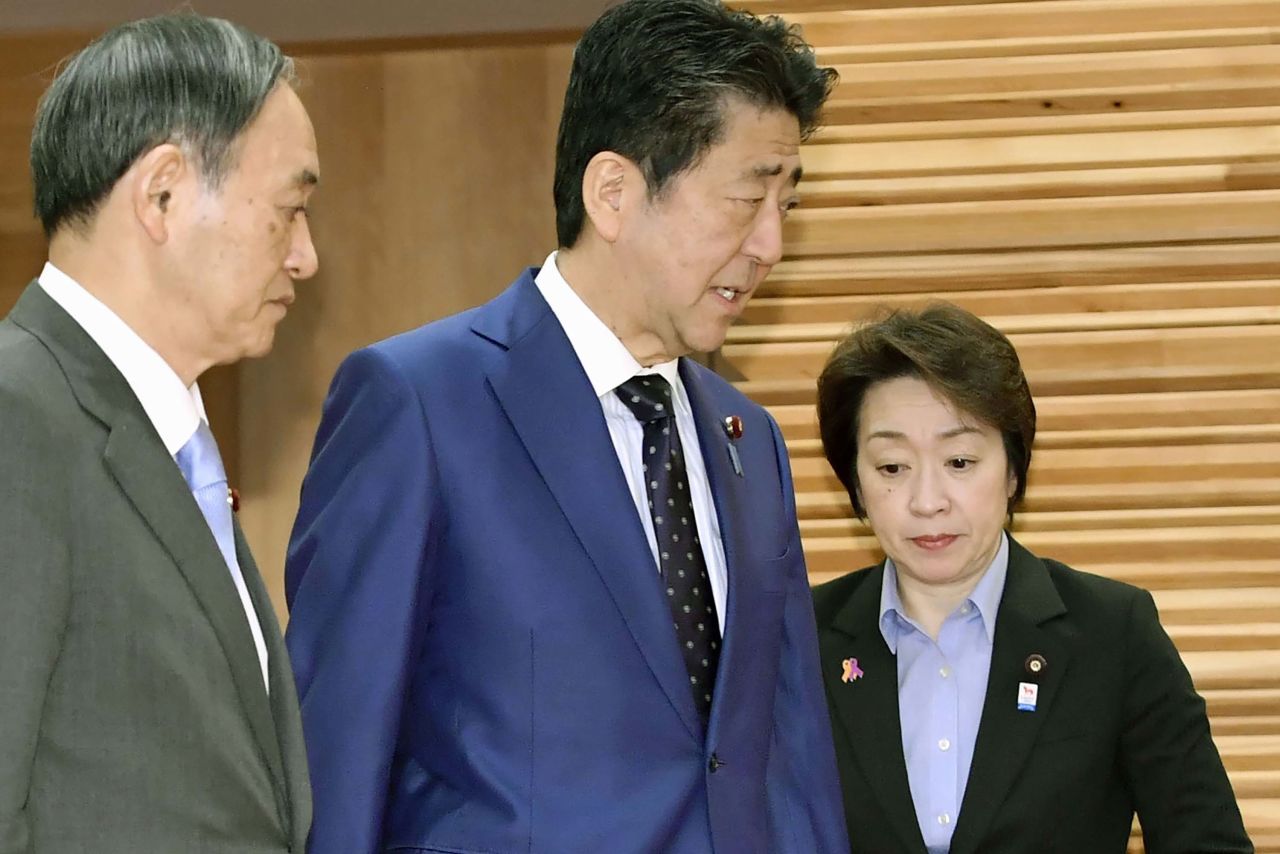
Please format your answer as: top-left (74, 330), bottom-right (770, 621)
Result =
top-left (857, 476), bottom-right (898, 523)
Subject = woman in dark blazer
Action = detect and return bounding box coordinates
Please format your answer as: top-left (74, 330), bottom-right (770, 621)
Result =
top-left (811, 303), bottom-right (1252, 854)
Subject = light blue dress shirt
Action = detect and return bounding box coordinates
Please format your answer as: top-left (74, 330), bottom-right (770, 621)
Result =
top-left (879, 533), bottom-right (1010, 854)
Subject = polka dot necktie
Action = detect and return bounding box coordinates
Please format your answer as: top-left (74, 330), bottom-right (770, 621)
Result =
top-left (615, 375), bottom-right (721, 723)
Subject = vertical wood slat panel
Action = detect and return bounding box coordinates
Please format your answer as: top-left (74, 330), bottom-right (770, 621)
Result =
top-left (724, 1), bottom-right (1280, 849)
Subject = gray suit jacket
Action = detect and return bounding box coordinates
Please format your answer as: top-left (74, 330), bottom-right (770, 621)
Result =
top-left (0, 283), bottom-right (310, 853)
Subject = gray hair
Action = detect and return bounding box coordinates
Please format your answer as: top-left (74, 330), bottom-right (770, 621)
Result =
top-left (30, 12), bottom-right (295, 237)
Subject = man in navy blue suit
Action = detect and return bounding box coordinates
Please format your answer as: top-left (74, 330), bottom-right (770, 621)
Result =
top-left (284, 2), bottom-right (845, 851)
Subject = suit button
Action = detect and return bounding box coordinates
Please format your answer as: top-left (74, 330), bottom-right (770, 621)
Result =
top-left (708, 753), bottom-right (724, 773)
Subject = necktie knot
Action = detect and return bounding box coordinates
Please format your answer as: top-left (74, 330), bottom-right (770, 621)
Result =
top-left (175, 421), bottom-right (227, 493)
top-left (615, 375), bottom-right (674, 423)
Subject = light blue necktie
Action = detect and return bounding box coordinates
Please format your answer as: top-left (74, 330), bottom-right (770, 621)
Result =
top-left (175, 421), bottom-right (240, 576)
top-left (175, 420), bottom-right (270, 690)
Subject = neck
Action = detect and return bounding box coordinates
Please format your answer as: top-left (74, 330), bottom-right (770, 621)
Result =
top-left (895, 568), bottom-right (986, 641)
top-left (49, 233), bottom-right (210, 387)
top-left (556, 243), bottom-right (679, 367)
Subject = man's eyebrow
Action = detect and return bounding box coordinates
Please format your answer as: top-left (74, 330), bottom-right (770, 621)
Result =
top-left (744, 164), bottom-right (804, 185)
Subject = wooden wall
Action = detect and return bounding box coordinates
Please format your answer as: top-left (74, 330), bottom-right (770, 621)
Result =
top-left (729, 0), bottom-right (1280, 849)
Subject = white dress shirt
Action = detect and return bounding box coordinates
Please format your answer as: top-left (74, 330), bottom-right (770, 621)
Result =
top-left (38, 262), bottom-right (271, 691)
top-left (534, 252), bottom-right (728, 632)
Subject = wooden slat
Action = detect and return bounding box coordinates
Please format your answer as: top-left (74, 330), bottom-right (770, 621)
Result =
top-left (760, 242), bottom-right (1280, 297)
top-left (785, 1), bottom-right (1280, 47)
top-left (744, 281), bottom-right (1280, 325)
top-left (822, 77), bottom-right (1280, 124)
top-left (801, 126), bottom-right (1280, 179)
top-left (827, 45), bottom-right (1280, 101)
top-left (736, 0), bottom-right (1033, 12)
top-left (812, 105), bottom-right (1280, 144)
top-left (781, 191), bottom-right (1280, 256)
top-left (800, 161), bottom-right (1280, 206)
top-left (815, 26), bottom-right (1280, 63)
top-left (729, 306), bottom-right (1280, 343)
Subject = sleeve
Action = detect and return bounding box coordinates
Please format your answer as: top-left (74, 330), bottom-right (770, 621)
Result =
top-left (284, 347), bottom-right (440, 854)
top-left (1120, 588), bottom-right (1254, 854)
top-left (762, 413), bottom-right (851, 854)
top-left (0, 388), bottom-right (72, 854)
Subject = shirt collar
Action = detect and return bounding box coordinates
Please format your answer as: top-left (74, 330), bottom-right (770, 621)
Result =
top-left (533, 251), bottom-right (689, 414)
top-left (878, 531), bottom-right (1010, 653)
top-left (38, 262), bottom-right (207, 455)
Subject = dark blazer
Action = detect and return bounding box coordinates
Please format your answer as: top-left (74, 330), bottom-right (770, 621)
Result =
top-left (284, 269), bottom-right (848, 854)
top-left (813, 535), bottom-right (1252, 854)
top-left (0, 284), bottom-right (310, 853)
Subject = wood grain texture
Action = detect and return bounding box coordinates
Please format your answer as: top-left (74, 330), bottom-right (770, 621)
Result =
top-left (736, 1), bottom-right (1280, 848)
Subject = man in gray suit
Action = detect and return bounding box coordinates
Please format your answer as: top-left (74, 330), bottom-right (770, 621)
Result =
top-left (0, 13), bottom-right (319, 853)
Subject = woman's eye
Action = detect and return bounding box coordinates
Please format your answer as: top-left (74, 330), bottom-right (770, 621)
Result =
top-left (948, 458), bottom-right (975, 471)
top-left (878, 463), bottom-right (903, 476)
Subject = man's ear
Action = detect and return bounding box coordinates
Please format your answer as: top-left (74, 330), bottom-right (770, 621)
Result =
top-left (129, 143), bottom-right (189, 244)
top-left (580, 150), bottom-right (639, 244)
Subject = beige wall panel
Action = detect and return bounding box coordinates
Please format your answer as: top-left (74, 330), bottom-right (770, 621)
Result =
top-left (237, 43), bottom-right (574, 620)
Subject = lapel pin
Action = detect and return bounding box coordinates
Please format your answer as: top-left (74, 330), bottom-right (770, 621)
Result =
top-left (841, 657), bottom-right (864, 683)
top-left (722, 415), bottom-right (744, 477)
top-left (227, 486), bottom-right (240, 513)
top-left (1025, 653), bottom-right (1047, 676)
top-left (1017, 681), bottom-right (1039, 712)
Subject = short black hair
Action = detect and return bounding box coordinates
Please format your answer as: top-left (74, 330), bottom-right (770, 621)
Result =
top-left (817, 303), bottom-right (1037, 518)
top-left (553, 0), bottom-right (836, 248)
top-left (31, 12), bottom-right (294, 238)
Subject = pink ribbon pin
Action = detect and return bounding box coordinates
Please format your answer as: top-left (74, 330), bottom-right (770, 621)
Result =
top-left (841, 657), bottom-right (864, 683)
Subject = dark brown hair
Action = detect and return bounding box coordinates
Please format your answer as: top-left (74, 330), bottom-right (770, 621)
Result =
top-left (816, 302), bottom-right (1036, 518)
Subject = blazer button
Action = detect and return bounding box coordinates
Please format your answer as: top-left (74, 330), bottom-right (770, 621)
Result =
top-left (708, 753), bottom-right (724, 773)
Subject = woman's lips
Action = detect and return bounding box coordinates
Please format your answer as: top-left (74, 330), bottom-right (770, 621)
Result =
top-left (911, 534), bottom-right (958, 550)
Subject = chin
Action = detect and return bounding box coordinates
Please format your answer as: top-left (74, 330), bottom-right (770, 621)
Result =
top-left (242, 332), bottom-right (278, 360)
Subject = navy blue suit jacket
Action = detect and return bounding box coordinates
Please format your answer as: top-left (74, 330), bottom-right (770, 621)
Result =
top-left (285, 269), bottom-right (847, 854)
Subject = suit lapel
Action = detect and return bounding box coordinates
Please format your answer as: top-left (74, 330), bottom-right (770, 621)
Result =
top-left (477, 275), bottom-right (703, 741)
top-left (10, 284), bottom-right (289, 803)
top-left (678, 364), bottom-right (748, 739)
top-left (236, 525), bottom-right (305, 835)
top-left (821, 566), bottom-right (928, 854)
top-left (949, 537), bottom-right (1071, 854)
